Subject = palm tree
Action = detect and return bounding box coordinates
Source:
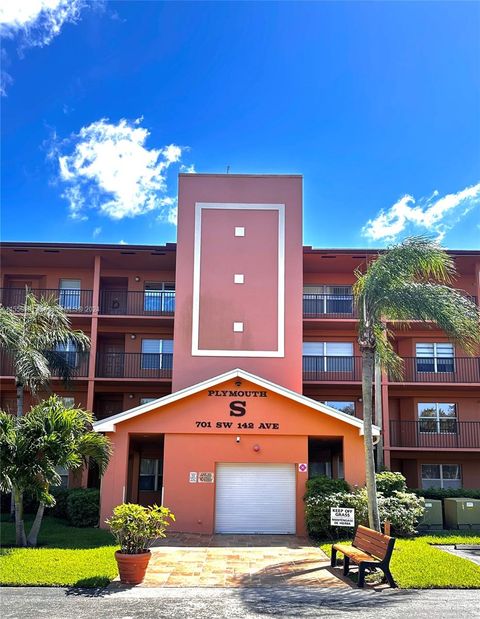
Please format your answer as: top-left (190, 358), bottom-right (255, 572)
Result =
top-left (0, 291), bottom-right (90, 417)
top-left (0, 396), bottom-right (111, 547)
top-left (0, 291), bottom-right (90, 545)
top-left (354, 237), bottom-right (480, 531)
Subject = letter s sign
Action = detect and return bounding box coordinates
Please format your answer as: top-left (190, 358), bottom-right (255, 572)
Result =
top-left (229, 401), bottom-right (246, 417)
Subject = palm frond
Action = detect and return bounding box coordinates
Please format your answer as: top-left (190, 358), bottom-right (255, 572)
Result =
top-left (381, 284), bottom-right (480, 354)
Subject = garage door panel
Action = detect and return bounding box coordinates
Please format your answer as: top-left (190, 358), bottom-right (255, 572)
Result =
top-left (215, 463), bottom-right (296, 534)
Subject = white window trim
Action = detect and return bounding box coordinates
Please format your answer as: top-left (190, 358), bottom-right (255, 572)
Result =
top-left (139, 458), bottom-right (162, 492)
top-left (416, 342), bottom-right (455, 373)
top-left (303, 342), bottom-right (354, 372)
top-left (421, 463), bottom-right (462, 489)
top-left (303, 285), bottom-right (353, 314)
top-left (322, 400), bottom-right (356, 416)
top-left (141, 339), bottom-right (173, 370)
top-left (418, 402), bottom-right (457, 435)
top-left (192, 203), bottom-right (285, 358)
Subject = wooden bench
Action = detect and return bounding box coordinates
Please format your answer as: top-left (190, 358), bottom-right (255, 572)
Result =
top-left (331, 525), bottom-right (397, 588)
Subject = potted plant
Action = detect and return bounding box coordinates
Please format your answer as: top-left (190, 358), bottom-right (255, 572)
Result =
top-left (106, 503), bottom-right (175, 585)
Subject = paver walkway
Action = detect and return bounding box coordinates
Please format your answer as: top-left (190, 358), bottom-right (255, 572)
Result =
top-left (134, 534), bottom-right (350, 588)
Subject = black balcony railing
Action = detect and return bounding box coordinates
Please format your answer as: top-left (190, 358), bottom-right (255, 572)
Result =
top-left (303, 294), bottom-right (356, 318)
top-left (0, 350), bottom-right (89, 378)
top-left (390, 357), bottom-right (480, 383)
top-left (390, 420), bottom-right (480, 449)
top-left (99, 290), bottom-right (175, 316)
top-left (302, 356), bottom-right (362, 381)
top-left (0, 288), bottom-right (94, 313)
top-left (95, 352), bottom-right (173, 379)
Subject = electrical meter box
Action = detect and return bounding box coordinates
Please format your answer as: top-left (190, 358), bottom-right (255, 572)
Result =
top-left (444, 498), bottom-right (480, 530)
top-left (418, 499), bottom-right (443, 530)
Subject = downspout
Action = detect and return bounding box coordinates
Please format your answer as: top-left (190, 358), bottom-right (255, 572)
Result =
top-left (374, 354), bottom-right (384, 470)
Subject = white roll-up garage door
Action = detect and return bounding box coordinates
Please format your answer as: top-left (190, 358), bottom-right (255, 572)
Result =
top-left (215, 463), bottom-right (296, 534)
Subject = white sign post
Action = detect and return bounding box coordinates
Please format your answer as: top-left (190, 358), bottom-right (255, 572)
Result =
top-left (330, 507), bottom-right (355, 527)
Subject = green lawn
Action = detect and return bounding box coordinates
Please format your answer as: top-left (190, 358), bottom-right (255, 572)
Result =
top-left (0, 516), bottom-right (118, 587)
top-left (321, 531), bottom-right (480, 589)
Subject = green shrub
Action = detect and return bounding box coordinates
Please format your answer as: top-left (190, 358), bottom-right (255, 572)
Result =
top-left (376, 471), bottom-right (407, 496)
top-left (378, 491), bottom-right (425, 536)
top-left (412, 487), bottom-right (480, 500)
top-left (106, 503), bottom-right (175, 554)
top-left (304, 475), bottom-right (350, 499)
top-left (305, 491), bottom-right (360, 539)
top-left (66, 489), bottom-right (100, 527)
top-left (49, 487), bottom-right (70, 520)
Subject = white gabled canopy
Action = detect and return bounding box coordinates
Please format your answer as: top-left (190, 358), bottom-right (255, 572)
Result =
top-left (93, 368), bottom-right (380, 436)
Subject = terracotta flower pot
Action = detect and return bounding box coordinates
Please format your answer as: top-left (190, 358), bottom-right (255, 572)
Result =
top-left (115, 550), bottom-right (151, 585)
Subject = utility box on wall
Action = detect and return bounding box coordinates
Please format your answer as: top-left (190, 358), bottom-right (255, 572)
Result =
top-left (444, 498), bottom-right (480, 530)
top-left (418, 499), bottom-right (443, 530)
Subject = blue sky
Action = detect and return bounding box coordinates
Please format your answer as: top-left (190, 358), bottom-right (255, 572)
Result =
top-left (1, 1), bottom-right (479, 249)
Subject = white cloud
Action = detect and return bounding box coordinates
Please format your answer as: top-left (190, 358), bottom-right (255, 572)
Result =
top-left (0, 0), bottom-right (90, 48)
top-left (0, 1), bottom-right (96, 94)
top-left (180, 164), bottom-right (196, 174)
top-left (118, 239), bottom-right (127, 245)
top-left (55, 117), bottom-right (188, 222)
top-left (362, 183), bottom-right (480, 242)
top-left (92, 226), bottom-right (101, 238)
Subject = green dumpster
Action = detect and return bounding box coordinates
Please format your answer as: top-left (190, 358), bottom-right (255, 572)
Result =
top-left (444, 498), bottom-right (480, 530)
top-left (418, 499), bottom-right (443, 530)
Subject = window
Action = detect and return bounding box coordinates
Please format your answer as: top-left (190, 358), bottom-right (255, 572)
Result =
top-left (139, 458), bottom-right (163, 491)
top-left (140, 397), bottom-right (156, 405)
top-left (322, 401), bottom-right (356, 416)
top-left (55, 466), bottom-right (69, 488)
top-left (416, 343), bottom-right (454, 373)
top-left (59, 279), bottom-right (81, 310)
top-left (54, 340), bottom-right (78, 368)
top-left (144, 283), bottom-right (175, 313)
top-left (60, 396), bottom-right (75, 408)
top-left (303, 285), bottom-right (353, 314)
top-left (303, 342), bottom-right (354, 372)
top-left (418, 403), bottom-right (457, 434)
top-left (421, 464), bottom-right (461, 489)
top-left (141, 339), bottom-right (173, 370)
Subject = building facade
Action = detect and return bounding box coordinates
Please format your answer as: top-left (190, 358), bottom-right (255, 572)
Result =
top-left (1, 173), bottom-right (479, 534)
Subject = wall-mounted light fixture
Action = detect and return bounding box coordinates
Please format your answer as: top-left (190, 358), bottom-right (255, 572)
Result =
top-left (236, 436), bottom-right (240, 443)
top-left (253, 444), bottom-right (260, 452)
top-left (130, 334), bottom-right (136, 340)
top-left (135, 276), bottom-right (141, 282)
top-left (235, 380), bottom-right (242, 387)
top-left (128, 394), bottom-right (134, 399)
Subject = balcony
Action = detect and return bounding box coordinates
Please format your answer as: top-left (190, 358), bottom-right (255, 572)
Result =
top-left (303, 294), bottom-right (356, 319)
top-left (391, 357), bottom-right (480, 384)
top-left (0, 350), bottom-right (90, 378)
top-left (0, 288), bottom-right (94, 314)
top-left (390, 420), bottom-right (480, 449)
top-left (99, 290), bottom-right (175, 316)
top-left (302, 356), bottom-right (362, 382)
top-left (95, 352), bottom-right (173, 379)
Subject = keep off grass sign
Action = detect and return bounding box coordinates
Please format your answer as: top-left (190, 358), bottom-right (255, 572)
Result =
top-left (330, 507), bottom-right (355, 527)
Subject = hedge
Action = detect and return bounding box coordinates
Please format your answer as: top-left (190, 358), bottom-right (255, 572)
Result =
top-left (412, 488), bottom-right (480, 500)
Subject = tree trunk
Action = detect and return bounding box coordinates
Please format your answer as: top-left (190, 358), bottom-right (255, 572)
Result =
top-left (27, 501), bottom-right (45, 547)
top-left (13, 487), bottom-right (27, 547)
top-left (374, 356), bottom-right (384, 471)
top-left (16, 382), bottom-right (24, 418)
top-left (361, 347), bottom-right (381, 531)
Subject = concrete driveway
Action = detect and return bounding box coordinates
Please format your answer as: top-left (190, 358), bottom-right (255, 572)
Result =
top-left (137, 533), bottom-right (349, 588)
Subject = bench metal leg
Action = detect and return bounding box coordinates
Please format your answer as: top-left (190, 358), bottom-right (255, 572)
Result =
top-left (383, 566), bottom-right (397, 588)
top-left (331, 547), bottom-right (337, 568)
top-left (358, 563), bottom-right (366, 588)
top-left (343, 555), bottom-right (350, 576)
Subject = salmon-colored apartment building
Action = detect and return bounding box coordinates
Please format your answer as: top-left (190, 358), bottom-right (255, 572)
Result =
top-left (1, 174), bottom-right (479, 535)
